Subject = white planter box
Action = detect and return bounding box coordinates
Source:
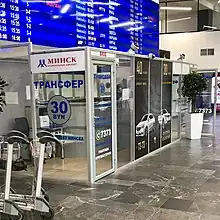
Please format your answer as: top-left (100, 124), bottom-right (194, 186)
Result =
top-left (185, 113), bottom-right (204, 139)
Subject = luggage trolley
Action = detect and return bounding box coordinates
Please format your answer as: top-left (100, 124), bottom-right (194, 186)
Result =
top-left (0, 135), bottom-right (29, 220)
top-left (0, 130), bottom-right (26, 169)
top-left (0, 130), bottom-right (28, 195)
top-left (0, 132), bottom-right (61, 220)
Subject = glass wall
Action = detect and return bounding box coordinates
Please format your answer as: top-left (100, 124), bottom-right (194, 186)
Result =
top-left (93, 63), bottom-right (113, 177)
top-left (0, 45), bottom-right (195, 188)
top-left (134, 57), bottom-right (191, 160)
top-left (116, 55), bottom-right (134, 167)
top-left (172, 62), bottom-right (183, 140)
top-left (0, 45), bottom-right (34, 194)
top-left (30, 70), bottom-right (88, 182)
top-left (160, 0), bottom-right (209, 34)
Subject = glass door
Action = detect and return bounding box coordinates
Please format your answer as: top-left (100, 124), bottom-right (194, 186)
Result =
top-left (92, 61), bottom-right (116, 181)
top-left (196, 70), bottom-right (217, 137)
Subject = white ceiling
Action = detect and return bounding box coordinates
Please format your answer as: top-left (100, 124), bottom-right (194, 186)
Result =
top-left (160, 0), bottom-right (219, 18)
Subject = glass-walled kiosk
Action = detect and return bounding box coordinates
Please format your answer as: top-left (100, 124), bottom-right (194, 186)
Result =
top-left (29, 47), bottom-right (195, 183)
top-left (0, 44), bottom-right (197, 185)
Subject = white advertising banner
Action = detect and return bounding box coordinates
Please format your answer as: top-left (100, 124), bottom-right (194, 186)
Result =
top-left (30, 50), bottom-right (85, 73)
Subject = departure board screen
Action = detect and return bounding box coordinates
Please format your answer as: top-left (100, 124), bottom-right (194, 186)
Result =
top-left (0, 0), bottom-right (159, 55)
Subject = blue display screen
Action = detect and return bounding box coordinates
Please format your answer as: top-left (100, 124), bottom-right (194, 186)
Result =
top-left (0, 0), bottom-right (159, 55)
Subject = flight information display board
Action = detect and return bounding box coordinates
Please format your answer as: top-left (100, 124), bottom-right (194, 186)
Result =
top-left (0, 0), bottom-right (159, 55)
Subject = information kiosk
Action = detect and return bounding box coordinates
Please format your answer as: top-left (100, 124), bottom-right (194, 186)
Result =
top-left (30, 46), bottom-right (196, 183)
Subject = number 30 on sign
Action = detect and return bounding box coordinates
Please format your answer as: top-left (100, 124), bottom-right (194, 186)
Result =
top-left (47, 95), bottom-right (71, 125)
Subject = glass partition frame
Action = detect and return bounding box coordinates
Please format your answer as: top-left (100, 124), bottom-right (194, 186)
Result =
top-left (86, 49), bottom-right (117, 183)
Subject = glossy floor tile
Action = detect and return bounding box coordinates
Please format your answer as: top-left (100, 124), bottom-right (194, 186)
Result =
top-left (1, 137), bottom-right (220, 219)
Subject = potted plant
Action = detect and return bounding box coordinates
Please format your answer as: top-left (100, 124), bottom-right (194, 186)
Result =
top-left (182, 71), bottom-right (208, 139)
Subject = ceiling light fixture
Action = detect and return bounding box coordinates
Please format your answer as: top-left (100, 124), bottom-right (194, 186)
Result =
top-left (52, 15), bottom-right (59, 19)
top-left (128, 26), bottom-right (144, 31)
top-left (99, 16), bottom-right (118, 23)
top-left (60, 4), bottom-right (71, 14)
top-left (160, 6), bottom-right (192, 11)
top-left (70, 13), bottom-right (102, 17)
top-left (110, 21), bottom-right (141, 28)
top-left (168, 17), bottom-right (191, 23)
top-left (84, 1), bottom-right (120, 6)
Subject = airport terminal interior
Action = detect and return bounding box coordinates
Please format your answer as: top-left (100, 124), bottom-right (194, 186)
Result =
top-left (0, 0), bottom-right (220, 219)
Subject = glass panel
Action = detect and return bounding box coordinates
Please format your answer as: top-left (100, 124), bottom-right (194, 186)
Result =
top-left (0, 46), bottom-right (32, 195)
top-left (116, 55), bottom-right (133, 167)
top-left (135, 57), bottom-right (149, 159)
top-left (161, 61), bottom-right (172, 146)
top-left (149, 60), bottom-right (161, 152)
top-left (93, 63), bottom-right (113, 177)
top-left (45, 74), bottom-right (59, 100)
top-left (61, 74), bottom-right (73, 98)
top-left (160, 0), bottom-right (206, 33)
top-left (196, 72), bottom-right (215, 136)
top-left (181, 64), bottom-right (191, 137)
top-left (31, 71), bottom-right (88, 182)
top-left (172, 62), bottom-right (182, 140)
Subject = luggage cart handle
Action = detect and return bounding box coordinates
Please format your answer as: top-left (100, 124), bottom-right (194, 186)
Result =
top-left (39, 136), bottom-right (61, 145)
top-left (7, 130), bottom-right (27, 139)
top-left (37, 131), bottom-right (54, 138)
top-left (7, 136), bottom-right (30, 145)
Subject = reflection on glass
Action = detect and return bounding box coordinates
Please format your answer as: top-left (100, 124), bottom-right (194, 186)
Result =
top-left (116, 56), bottom-right (133, 167)
top-left (172, 69), bottom-right (181, 141)
top-left (196, 72), bottom-right (214, 135)
top-left (93, 64), bottom-right (113, 176)
top-left (31, 71), bottom-right (88, 182)
top-left (61, 74), bottom-right (73, 98)
top-left (45, 74), bottom-right (59, 100)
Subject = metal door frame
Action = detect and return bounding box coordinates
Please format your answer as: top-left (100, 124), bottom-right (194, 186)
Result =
top-left (86, 49), bottom-right (117, 183)
top-left (196, 68), bottom-right (218, 137)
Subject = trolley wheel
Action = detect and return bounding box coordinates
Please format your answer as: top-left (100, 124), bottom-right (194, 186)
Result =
top-left (9, 210), bottom-right (24, 220)
top-left (40, 206), bottom-right (54, 220)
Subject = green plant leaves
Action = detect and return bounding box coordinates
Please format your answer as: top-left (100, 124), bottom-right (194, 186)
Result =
top-left (182, 71), bottom-right (208, 112)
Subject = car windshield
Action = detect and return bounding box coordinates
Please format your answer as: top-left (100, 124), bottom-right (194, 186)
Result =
top-left (141, 115), bottom-right (149, 121)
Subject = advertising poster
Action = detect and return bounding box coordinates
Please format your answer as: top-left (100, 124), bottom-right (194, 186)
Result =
top-left (95, 108), bottom-right (112, 161)
top-left (161, 61), bottom-right (172, 147)
top-left (149, 60), bottom-right (161, 152)
top-left (135, 58), bottom-right (149, 159)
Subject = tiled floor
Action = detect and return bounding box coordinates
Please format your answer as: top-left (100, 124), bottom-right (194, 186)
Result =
top-left (16, 148), bottom-right (130, 183)
top-left (2, 137), bottom-right (220, 219)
